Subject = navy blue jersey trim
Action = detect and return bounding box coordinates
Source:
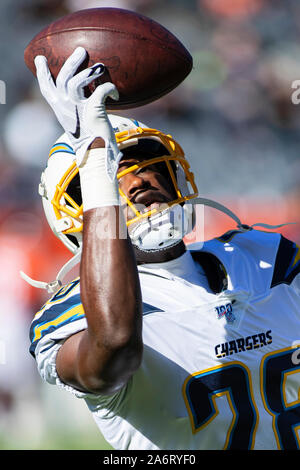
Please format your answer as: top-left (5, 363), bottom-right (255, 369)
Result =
top-left (271, 236), bottom-right (300, 288)
top-left (142, 302), bottom-right (164, 316)
top-left (29, 293), bottom-right (84, 358)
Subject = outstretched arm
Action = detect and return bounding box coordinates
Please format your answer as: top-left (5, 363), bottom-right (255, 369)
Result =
top-left (35, 48), bottom-right (143, 395)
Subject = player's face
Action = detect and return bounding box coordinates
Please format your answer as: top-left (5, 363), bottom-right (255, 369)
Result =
top-left (117, 156), bottom-right (177, 222)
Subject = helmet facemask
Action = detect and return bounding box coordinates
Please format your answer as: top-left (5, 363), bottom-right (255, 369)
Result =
top-left (44, 124), bottom-right (198, 253)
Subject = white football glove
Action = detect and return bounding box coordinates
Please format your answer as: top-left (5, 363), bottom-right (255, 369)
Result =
top-left (34, 46), bottom-right (122, 180)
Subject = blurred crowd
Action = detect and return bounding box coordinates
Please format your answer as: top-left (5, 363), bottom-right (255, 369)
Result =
top-left (1, 0), bottom-right (300, 449)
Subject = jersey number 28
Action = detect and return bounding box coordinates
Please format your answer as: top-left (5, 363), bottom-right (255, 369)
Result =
top-left (183, 346), bottom-right (300, 449)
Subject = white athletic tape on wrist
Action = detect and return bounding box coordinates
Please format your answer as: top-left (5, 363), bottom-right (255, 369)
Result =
top-left (79, 148), bottom-right (120, 210)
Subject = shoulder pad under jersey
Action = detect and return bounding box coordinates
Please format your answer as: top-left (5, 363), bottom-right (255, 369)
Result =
top-left (29, 278), bottom-right (84, 358)
top-left (30, 277), bottom-right (165, 359)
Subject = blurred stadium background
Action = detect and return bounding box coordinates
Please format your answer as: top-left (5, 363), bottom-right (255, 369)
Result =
top-left (0, 0), bottom-right (300, 450)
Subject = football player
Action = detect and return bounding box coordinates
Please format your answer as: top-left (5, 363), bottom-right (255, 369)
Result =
top-left (25, 47), bottom-right (300, 450)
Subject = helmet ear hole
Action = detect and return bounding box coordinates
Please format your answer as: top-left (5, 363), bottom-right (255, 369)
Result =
top-left (66, 234), bottom-right (80, 248)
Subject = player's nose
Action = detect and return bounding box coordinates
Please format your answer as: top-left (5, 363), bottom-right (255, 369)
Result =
top-left (119, 171), bottom-right (151, 200)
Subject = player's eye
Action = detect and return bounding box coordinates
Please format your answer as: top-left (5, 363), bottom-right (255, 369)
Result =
top-left (135, 165), bottom-right (156, 175)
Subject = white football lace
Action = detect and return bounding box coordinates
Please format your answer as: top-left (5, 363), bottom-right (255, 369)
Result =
top-left (20, 248), bottom-right (82, 294)
top-left (19, 197), bottom-right (295, 294)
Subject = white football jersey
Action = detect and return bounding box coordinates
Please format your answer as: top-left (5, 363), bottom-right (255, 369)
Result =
top-left (30, 228), bottom-right (300, 450)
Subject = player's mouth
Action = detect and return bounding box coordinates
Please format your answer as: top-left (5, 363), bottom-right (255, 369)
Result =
top-left (131, 190), bottom-right (170, 214)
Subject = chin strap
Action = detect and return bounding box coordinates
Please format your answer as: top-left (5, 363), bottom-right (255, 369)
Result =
top-left (20, 248), bottom-right (82, 294)
top-left (20, 197), bottom-right (296, 294)
top-left (190, 197), bottom-right (296, 232)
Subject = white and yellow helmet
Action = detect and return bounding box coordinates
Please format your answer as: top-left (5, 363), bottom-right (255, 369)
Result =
top-left (39, 114), bottom-right (198, 254)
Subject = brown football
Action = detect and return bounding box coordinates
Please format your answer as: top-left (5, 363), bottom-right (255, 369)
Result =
top-left (24, 8), bottom-right (193, 109)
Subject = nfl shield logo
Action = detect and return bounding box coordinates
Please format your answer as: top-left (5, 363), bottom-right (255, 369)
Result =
top-left (215, 302), bottom-right (235, 323)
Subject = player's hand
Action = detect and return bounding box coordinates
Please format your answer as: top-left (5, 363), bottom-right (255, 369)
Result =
top-left (70, 74), bottom-right (122, 180)
top-left (34, 47), bottom-right (122, 179)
